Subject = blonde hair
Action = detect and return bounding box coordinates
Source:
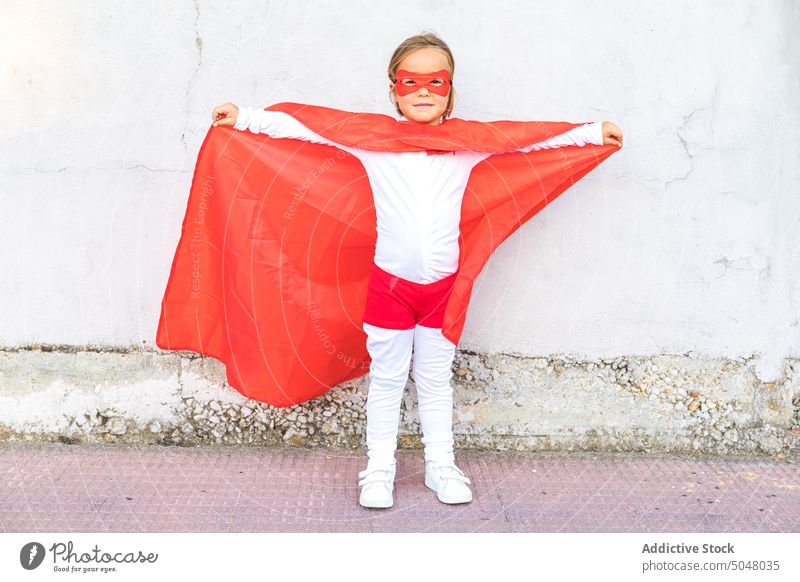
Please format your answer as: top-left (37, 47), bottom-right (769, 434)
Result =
top-left (387, 32), bottom-right (456, 121)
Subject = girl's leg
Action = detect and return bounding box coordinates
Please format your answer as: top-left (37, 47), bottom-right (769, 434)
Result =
top-left (362, 322), bottom-right (415, 470)
top-left (412, 324), bottom-right (457, 465)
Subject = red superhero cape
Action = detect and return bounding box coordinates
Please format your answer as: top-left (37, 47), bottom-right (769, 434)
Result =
top-left (155, 102), bottom-right (619, 407)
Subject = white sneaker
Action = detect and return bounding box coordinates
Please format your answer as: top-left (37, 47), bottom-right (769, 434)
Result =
top-left (424, 460), bottom-right (473, 504)
top-left (358, 465), bottom-right (396, 508)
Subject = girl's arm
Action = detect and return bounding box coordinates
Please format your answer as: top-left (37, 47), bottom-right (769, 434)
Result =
top-left (458, 121), bottom-right (605, 167)
top-left (513, 121), bottom-right (604, 153)
top-left (233, 106), bottom-right (359, 154)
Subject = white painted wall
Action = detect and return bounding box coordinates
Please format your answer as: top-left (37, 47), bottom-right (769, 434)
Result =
top-left (1, 0), bottom-right (798, 383)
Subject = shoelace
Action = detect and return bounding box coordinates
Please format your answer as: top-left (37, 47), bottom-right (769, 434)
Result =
top-left (358, 467), bottom-right (395, 487)
top-left (430, 463), bottom-right (471, 485)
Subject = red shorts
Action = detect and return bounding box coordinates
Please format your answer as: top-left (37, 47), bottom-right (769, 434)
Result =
top-left (362, 261), bottom-right (458, 330)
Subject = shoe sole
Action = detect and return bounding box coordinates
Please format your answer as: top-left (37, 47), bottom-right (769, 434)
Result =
top-left (425, 474), bottom-right (473, 504)
top-left (359, 497), bottom-right (393, 509)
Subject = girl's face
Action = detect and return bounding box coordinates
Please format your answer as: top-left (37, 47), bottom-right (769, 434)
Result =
top-left (389, 48), bottom-right (452, 126)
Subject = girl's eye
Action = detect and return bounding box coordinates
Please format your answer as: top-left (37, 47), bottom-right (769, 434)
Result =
top-left (430, 79), bottom-right (443, 85)
top-left (401, 79), bottom-right (416, 86)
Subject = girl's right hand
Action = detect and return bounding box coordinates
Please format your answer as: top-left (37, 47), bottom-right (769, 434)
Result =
top-left (212, 102), bottom-right (239, 127)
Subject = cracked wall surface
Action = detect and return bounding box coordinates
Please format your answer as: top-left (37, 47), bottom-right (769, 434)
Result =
top-left (1, 348), bottom-right (799, 459)
top-left (0, 2), bottom-right (798, 453)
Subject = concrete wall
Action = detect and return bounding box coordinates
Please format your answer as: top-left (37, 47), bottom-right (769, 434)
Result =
top-left (1, 1), bottom-right (799, 456)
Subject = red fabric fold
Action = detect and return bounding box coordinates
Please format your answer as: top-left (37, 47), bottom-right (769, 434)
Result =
top-left (156, 102), bottom-right (619, 406)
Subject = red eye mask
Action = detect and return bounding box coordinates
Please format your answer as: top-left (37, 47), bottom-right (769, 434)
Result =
top-left (393, 69), bottom-right (452, 97)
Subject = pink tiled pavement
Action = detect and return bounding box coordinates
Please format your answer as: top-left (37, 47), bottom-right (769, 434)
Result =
top-left (0, 442), bottom-right (797, 533)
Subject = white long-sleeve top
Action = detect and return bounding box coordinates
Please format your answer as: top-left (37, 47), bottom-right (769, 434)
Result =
top-left (234, 107), bottom-right (604, 284)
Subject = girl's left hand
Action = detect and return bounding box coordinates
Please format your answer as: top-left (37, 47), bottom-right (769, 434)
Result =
top-left (602, 121), bottom-right (623, 147)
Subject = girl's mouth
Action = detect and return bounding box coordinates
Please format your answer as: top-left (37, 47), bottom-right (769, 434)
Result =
top-left (414, 104), bottom-right (433, 107)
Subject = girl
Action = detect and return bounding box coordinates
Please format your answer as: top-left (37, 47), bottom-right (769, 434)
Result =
top-left (211, 33), bottom-right (623, 509)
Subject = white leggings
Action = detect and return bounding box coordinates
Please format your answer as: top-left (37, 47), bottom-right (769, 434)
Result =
top-left (362, 322), bottom-right (457, 470)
